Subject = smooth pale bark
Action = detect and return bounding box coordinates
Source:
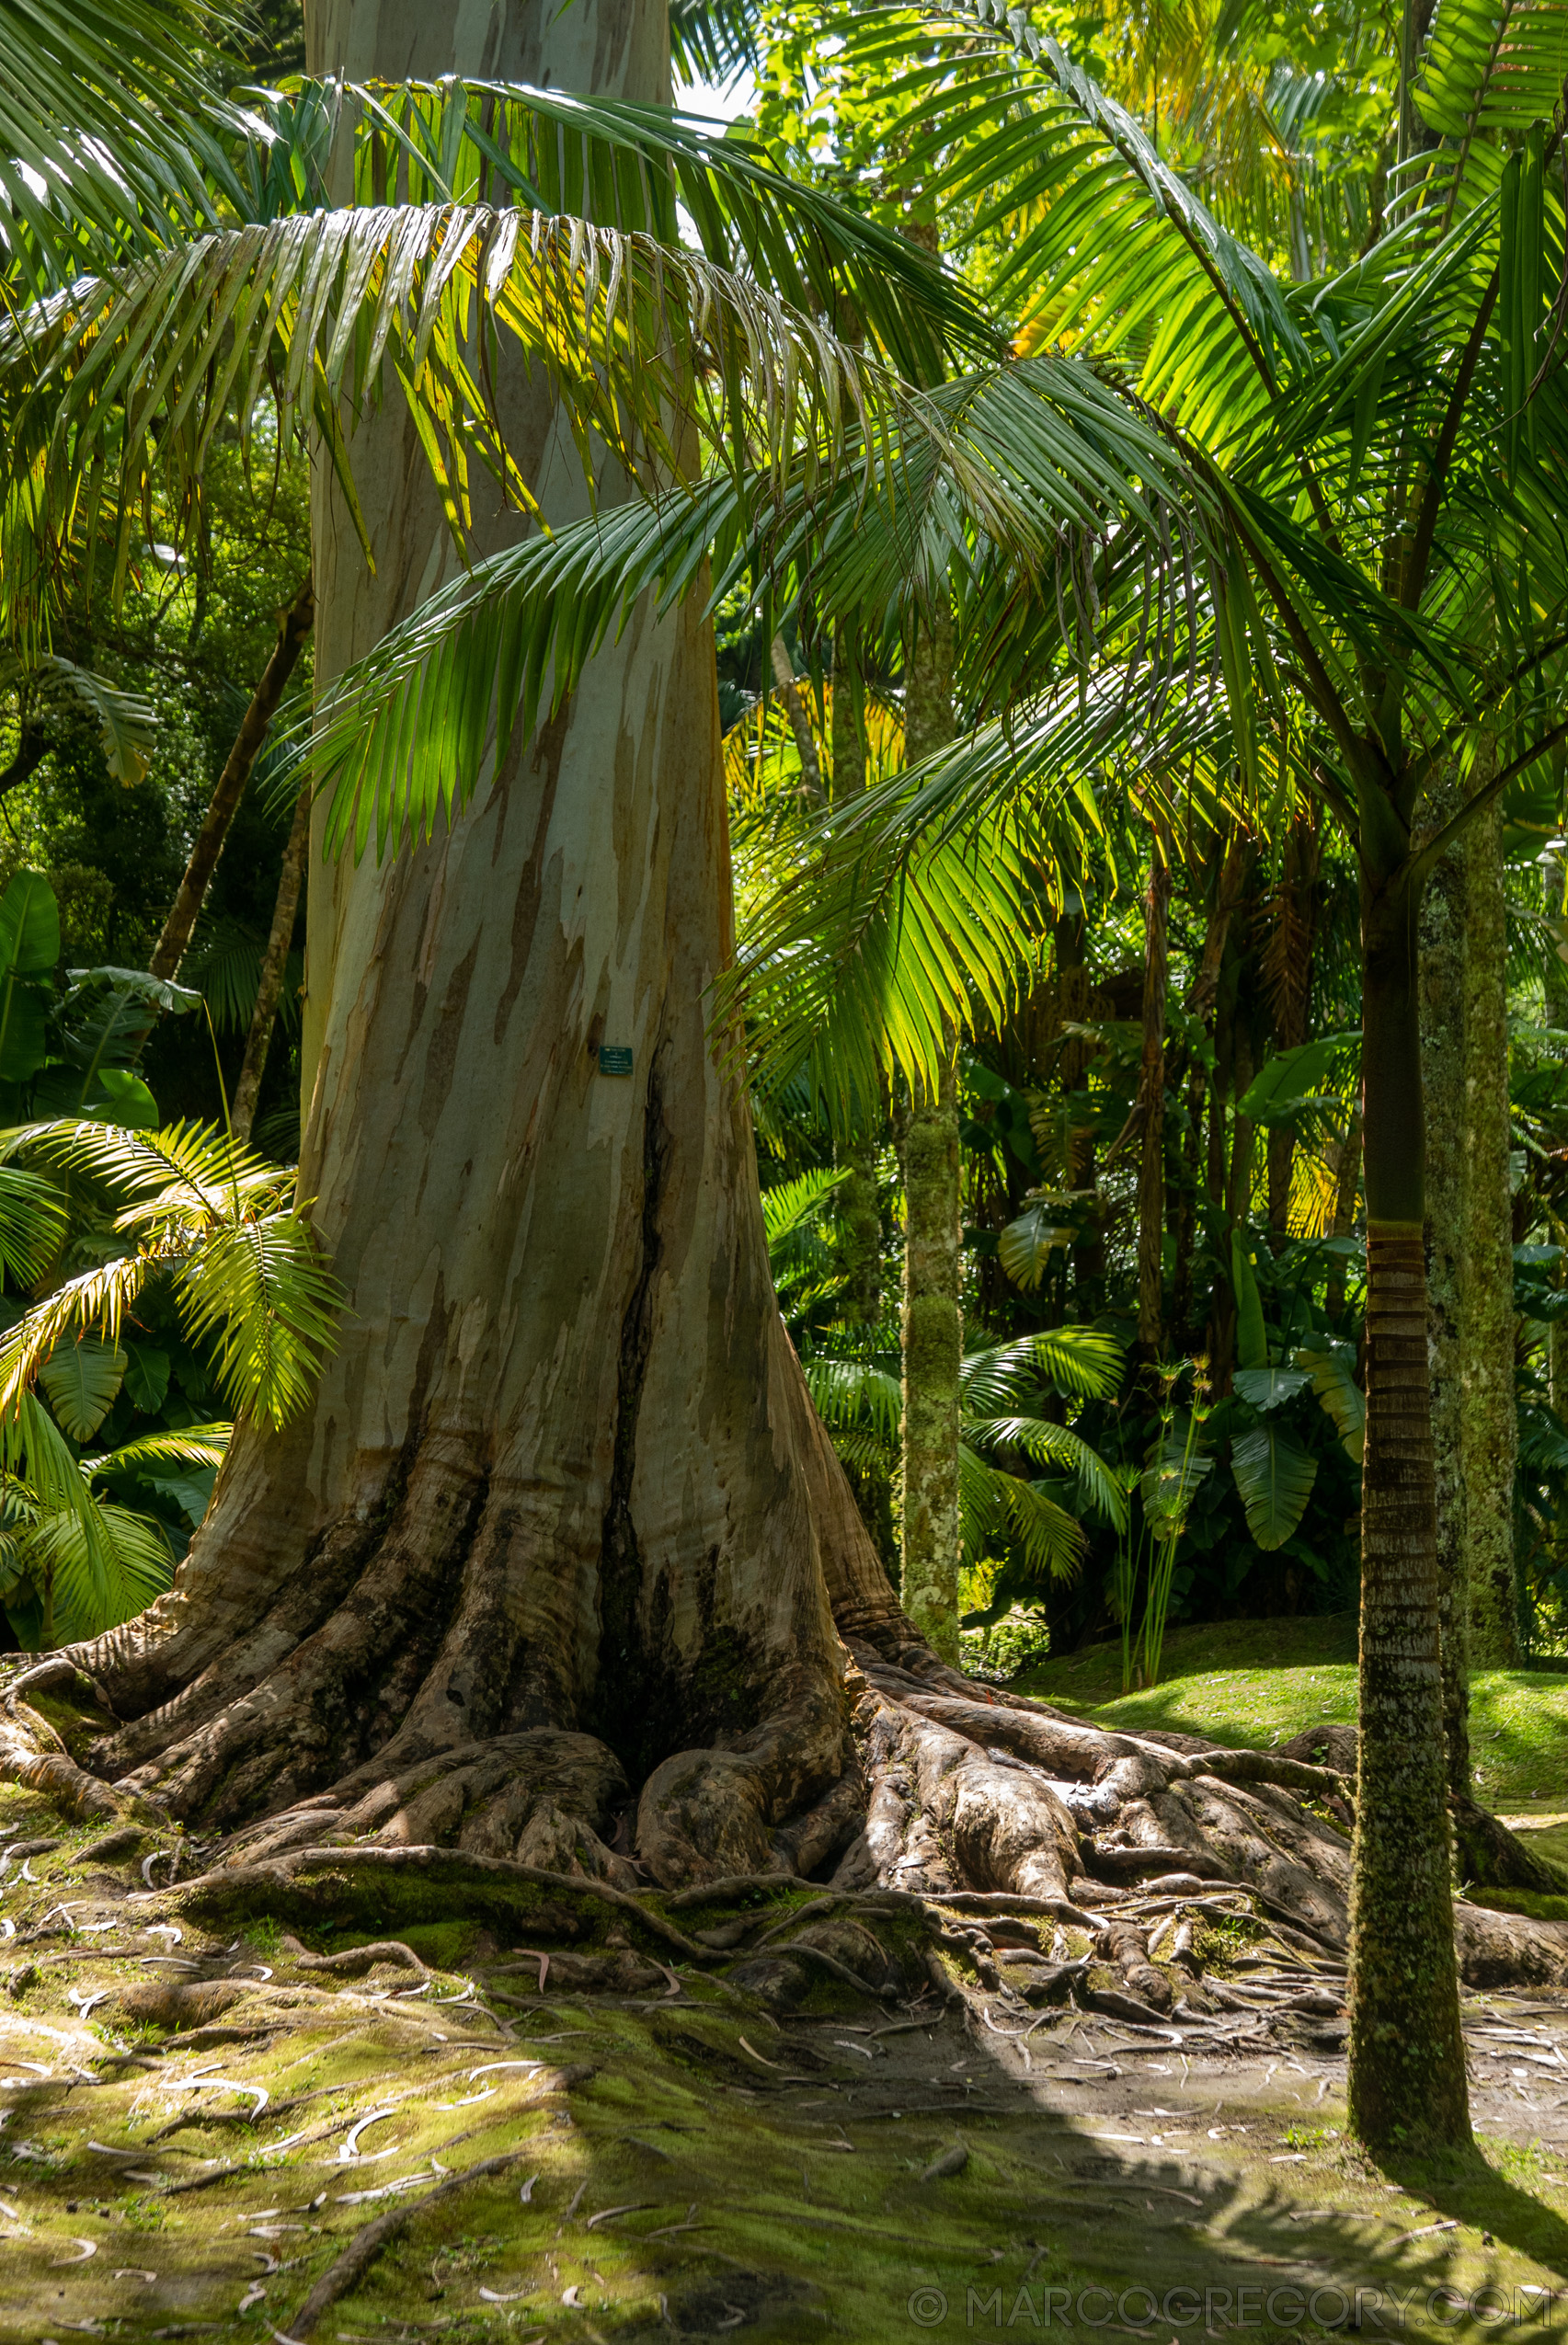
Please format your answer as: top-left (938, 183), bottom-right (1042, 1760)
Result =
top-left (898, 601), bottom-right (960, 1662)
top-left (1460, 786), bottom-right (1519, 1667)
top-left (1136, 838), bottom-right (1171, 1357)
top-left (74, 0), bottom-right (847, 1891)
top-left (1418, 770), bottom-right (1471, 1797)
top-left (1347, 853), bottom-right (1470, 2149)
top-left (151, 573), bottom-right (314, 982)
top-left (232, 776), bottom-right (311, 1144)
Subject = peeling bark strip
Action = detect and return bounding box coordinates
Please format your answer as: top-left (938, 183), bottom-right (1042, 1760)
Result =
top-left (1348, 1223), bottom-right (1470, 2146)
top-left (150, 571), bottom-right (314, 983)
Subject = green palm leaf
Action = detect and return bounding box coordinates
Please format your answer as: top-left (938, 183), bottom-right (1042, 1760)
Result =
top-left (1230, 1422), bottom-right (1318, 1550)
top-left (38, 1337), bottom-right (126, 1442)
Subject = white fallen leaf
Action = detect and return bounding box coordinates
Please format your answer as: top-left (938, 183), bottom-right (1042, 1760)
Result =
top-left (832, 2041), bottom-right (876, 2061)
top-left (142, 1922), bottom-right (181, 1943)
top-left (519, 2173), bottom-right (539, 2202)
top-left (434, 2088), bottom-right (497, 2111)
top-left (562, 2284), bottom-right (585, 2306)
top-left (0, 1921), bottom-right (13, 1939)
top-left (237, 2283), bottom-right (267, 2312)
top-left (87, 2143), bottom-right (144, 2159)
top-left (2, 2061), bottom-right (50, 2077)
top-left (17, 1860), bottom-right (37, 1885)
top-left (479, 2286), bottom-right (531, 2303)
top-left (52, 2237), bottom-right (97, 2265)
top-left (340, 2106), bottom-right (397, 2159)
top-left (141, 1854), bottom-right (171, 1888)
top-left (251, 2252), bottom-right (280, 2272)
top-left (164, 2077), bottom-right (269, 2110)
top-left (67, 1991), bottom-right (111, 2020)
top-left (466, 2061), bottom-right (544, 2081)
top-left (111, 2269), bottom-right (156, 2282)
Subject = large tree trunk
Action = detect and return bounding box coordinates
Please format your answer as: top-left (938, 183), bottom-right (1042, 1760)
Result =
top-left (1348, 858), bottom-right (1470, 2149)
top-left (54, 0), bottom-right (848, 1892)
top-left (1460, 785), bottom-right (1519, 1666)
top-left (1419, 771), bottom-right (1471, 1798)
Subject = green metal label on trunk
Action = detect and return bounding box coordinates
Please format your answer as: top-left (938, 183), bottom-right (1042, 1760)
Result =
top-left (598, 1045), bottom-right (634, 1077)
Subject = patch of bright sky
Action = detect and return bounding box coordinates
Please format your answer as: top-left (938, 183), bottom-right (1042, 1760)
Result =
top-left (671, 71), bottom-right (757, 124)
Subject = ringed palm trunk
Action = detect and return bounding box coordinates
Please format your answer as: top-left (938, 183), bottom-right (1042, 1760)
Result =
top-left (63, 0), bottom-right (849, 1891)
top-left (1348, 850), bottom-right (1470, 2148)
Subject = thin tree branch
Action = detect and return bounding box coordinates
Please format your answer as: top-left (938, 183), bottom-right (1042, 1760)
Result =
top-left (1410, 714), bottom-right (1568, 887)
top-left (150, 570), bottom-right (314, 983)
top-left (1400, 272), bottom-right (1499, 613)
top-left (232, 775), bottom-right (312, 1143)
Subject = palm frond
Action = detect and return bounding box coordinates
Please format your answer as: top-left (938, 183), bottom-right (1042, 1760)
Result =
top-left (963, 1414), bottom-right (1129, 1527)
top-left (803, 1356), bottom-right (902, 1453)
top-left (959, 1327), bottom-right (1124, 1409)
top-left (177, 1216), bottom-right (342, 1428)
top-left (85, 1423), bottom-right (231, 1477)
top-left (761, 1167), bottom-right (851, 1252)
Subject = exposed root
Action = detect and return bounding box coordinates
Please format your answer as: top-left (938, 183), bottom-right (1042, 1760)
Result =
top-left (291, 2149), bottom-right (536, 2338)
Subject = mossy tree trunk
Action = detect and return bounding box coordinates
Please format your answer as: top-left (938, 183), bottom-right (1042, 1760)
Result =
top-left (1460, 784), bottom-right (1519, 1668)
top-left (898, 601), bottom-right (961, 1662)
top-left (831, 621), bottom-right (882, 1332)
top-left (1418, 770), bottom-right (1471, 1797)
top-left (1136, 831), bottom-right (1170, 1359)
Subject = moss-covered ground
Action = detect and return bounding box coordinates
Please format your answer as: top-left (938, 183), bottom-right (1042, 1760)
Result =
top-left (1010, 1617), bottom-right (1568, 1813)
top-left (0, 1804), bottom-right (1566, 2342)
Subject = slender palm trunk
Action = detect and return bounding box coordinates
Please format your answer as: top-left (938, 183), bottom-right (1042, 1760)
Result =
top-left (1461, 786), bottom-right (1518, 1666)
top-left (1419, 770), bottom-right (1471, 1795)
top-left (770, 635), bottom-right (823, 802)
top-left (151, 573), bottom-right (313, 982)
top-left (1265, 815), bottom-right (1318, 1241)
top-left (898, 602), bottom-right (960, 1658)
top-left (232, 776), bottom-right (312, 1145)
top-left (1136, 834), bottom-right (1170, 1358)
top-left (831, 623), bottom-right (881, 1328)
top-left (1325, 1105), bottom-right (1361, 1323)
top-left (1347, 857), bottom-right (1470, 2148)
